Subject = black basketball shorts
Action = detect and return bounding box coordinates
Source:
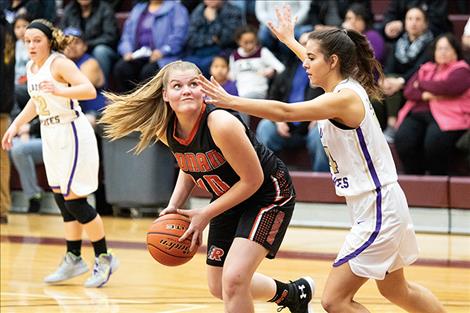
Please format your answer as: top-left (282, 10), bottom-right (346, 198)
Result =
top-left (206, 196), bottom-right (295, 267)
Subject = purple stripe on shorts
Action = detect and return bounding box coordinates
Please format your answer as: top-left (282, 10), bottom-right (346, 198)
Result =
top-left (333, 127), bottom-right (383, 267)
top-left (63, 121), bottom-right (79, 197)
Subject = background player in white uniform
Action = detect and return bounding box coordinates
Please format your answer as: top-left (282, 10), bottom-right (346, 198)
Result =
top-left (198, 6), bottom-right (446, 313)
top-left (1, 19), bottom-right (118, 288)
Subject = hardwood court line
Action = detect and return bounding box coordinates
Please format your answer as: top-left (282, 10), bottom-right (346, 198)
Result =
top-left (2, 234), bottom-right (469, 269)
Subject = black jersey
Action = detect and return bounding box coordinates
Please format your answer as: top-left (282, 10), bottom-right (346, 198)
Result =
top-left (167, 103), bottom-right (295, 205)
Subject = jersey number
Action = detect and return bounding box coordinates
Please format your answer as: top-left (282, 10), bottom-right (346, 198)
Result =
top-left (32, 96), bottom-right (50, 116)
top-left (196, 175), bottom-right (230, 196)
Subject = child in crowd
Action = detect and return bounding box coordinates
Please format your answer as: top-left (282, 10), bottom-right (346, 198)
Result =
top-left (209, 55), bottom-right (238, 96)
top-left (229, 25), bottom-right (285, 100)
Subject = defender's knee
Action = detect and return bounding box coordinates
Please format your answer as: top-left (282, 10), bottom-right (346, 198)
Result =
top-left (64, 198), bottom-right (97, 224)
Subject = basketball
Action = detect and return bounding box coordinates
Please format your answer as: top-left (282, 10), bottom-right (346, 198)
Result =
top-left (146, 213), bottom-right (198, 266)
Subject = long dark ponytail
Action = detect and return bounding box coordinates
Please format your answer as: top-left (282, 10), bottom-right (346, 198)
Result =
top-left (309, 28), bottom-right (384, 101)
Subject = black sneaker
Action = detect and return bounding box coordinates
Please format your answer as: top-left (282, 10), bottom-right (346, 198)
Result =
top-left (28, 195), bottom-right (42, 213)
top-left (277, 276), bottom-right (315, 313)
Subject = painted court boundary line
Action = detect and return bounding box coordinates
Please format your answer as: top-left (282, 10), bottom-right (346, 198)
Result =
top-left (1, 235), bottom-right (469, 269)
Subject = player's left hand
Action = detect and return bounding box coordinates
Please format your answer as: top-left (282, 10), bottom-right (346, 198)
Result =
top-left (176, 207), bottom-right (208, 252)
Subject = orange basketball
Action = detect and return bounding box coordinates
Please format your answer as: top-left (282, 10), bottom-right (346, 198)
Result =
top-left (146, 213), bottom-right (197, 266)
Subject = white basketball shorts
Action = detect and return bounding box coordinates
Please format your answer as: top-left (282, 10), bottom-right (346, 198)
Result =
top-left (41, 114), bottom-right (99, 197)
top-left (333, 182), bottom-right (419, 280)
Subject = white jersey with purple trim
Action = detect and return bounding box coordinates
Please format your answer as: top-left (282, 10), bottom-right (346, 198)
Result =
top-left (27, 53), bottom-right (82, 125)
top-left (27, 52), bottom-right (98, 197)
top-left (317, 78), bottom-right (398, 197)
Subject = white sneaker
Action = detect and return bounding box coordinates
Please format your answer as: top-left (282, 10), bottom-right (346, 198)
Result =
top-left (84, 251), bottom-right (119, 288)
top-left (44, 252), bottom-right (89, 283)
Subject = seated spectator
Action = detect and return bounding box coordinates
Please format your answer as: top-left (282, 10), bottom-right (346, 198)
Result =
top-left (377, 0), bottom-right (452, 42)
top-left (394, 34), bottom-right (470, 175)
top-left (342, 3), bottom-right (385, 64)
top-left (209, 55), bottom-right (238, 96)
top-left (229, 25), bottom-right (285, 99)
top-left (61, 0), bottom-right (119, 81)
top-left (379, 6), bottom-right (433, 142)
top-left (3, 0), bottom-right (56, 24)
top-left (256, 32), bottom-right (329, 172)
top-left (255, 0), bottom-right (312, 61)
top-left (114, 0), bottom-right (189, 92)
top-left (309, 0), bottom-right (371, 31)
top-left (63, 27), bottom-right (106, 128)
top-left (184, 0), bottom-right (242, 76)
top-left (9, 117), bottom-right (43, 213)
top-left (13, 14), bottom-right (30, 112)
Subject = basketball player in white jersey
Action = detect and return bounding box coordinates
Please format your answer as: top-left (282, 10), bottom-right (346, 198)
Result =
top-left (198, 6), bottom-right (446, 313)
top-left (1, 19), bottom-right (118, 288)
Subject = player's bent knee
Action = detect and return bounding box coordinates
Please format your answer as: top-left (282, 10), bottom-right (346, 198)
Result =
top-left (64, 198), bottom-right (97, 224)
top-left (321, 295), bottom-right (344, 313)
top-left (53, 193), bottom-right (75, 222)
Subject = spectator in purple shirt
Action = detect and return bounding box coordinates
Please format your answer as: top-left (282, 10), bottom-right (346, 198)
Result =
top-left (113, 0), bottom-right (189, 92)
top-left (342, 3), bottom-right (385, 64)
top-left (394, 33), bottom-right (470, 175)
top-left (209, 55), bottom-right (238, 96)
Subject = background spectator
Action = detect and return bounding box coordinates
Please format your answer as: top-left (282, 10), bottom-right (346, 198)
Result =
top-left (394, 34), bottom-right (470, 175)
top-left (256, 32), bottom-right (329, 173)
top-left (0, 11), bottom-right (15, 224)
top-left (9, 119), bottom-right (43, 213)
top-left (255, 0), bottom-right (312, 61)
top-left (209, 55), bottom-right (238, 96)
top-left (380, 6), bottom-right (433, 142)
top-left (114, 0), bottom-right (189, 92)
top-left (63, 27), bottom-right (106, 127)
top-left (13, 14), bottom-right (30, 114)
top-left (342, 2), bottom-right (385, 64)
top-left (377, 0), bottom-right (451, 41)
top-left (309, 0), bottom-right (371, 30)
top-left (3, 0), bottom-right (56, 24)
top-left (229, 25), bottom-right (285, 99)
top-left (184, 0), bottom-right (241, 76)
top-left (61, 0), bottom-right (119, 81)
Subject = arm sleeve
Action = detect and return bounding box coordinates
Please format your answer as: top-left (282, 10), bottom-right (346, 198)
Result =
top-left (419, 68), bottom-right (470, 96)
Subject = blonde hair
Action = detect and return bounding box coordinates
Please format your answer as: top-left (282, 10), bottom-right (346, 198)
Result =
top-left (100, 61), bottom-right (202, 154)
top-left (28, 19), bottom-right (73, 52)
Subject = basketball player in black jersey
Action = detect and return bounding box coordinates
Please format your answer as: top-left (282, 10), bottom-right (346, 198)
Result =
top-left (100, 61), bottom-right (314, 313)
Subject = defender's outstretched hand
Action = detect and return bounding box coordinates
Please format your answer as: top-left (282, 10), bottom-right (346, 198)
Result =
top-left (198, 75), bottom-right (236, 108)
top-left (267, 5), bottom-right (297, 45)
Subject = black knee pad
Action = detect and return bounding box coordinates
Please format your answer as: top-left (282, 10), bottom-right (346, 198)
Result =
top-left (53, 193), bottom-right (75, 222)
top-left (64, 198), bottom-right (98, 224)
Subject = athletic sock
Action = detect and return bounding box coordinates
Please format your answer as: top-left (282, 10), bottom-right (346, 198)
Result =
top-left (91, 237), bottom-right (107, 257)
top-left (66, 239), bottom-right (82, 257)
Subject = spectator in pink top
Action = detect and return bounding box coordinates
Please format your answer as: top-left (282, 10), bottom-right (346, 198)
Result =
top-left (394, 33), bottom-right (470, 175)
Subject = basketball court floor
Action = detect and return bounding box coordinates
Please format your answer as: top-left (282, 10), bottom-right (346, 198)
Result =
top-left (1, 213), bottom-right (469, 312)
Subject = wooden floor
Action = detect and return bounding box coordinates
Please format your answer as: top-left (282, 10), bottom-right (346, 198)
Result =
top-left (1, 214), bottom-right (469, 312)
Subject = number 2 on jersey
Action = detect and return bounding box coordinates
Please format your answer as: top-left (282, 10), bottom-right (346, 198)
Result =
top-left (33, 96), bottom-right (50, 116)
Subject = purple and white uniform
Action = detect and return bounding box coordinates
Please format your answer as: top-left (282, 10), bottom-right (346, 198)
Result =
top-left (317, 78), bottom-right (418, 280)
top-left (27, 53), bottom-right (98, 197)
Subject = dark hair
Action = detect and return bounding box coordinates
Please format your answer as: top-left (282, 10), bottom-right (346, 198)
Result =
top-left (211, 55), bottom-right (229, 66)
top-left (431, 33), bottom-right (464, 62)
top-left (405, 5), bottom-right (428, 23)
top-left (346, 3), bottom-right (373, 30)
top-left (234, 25), bottom-right (258, 42)
top-left (308, 28), bottom-right (384, 101)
